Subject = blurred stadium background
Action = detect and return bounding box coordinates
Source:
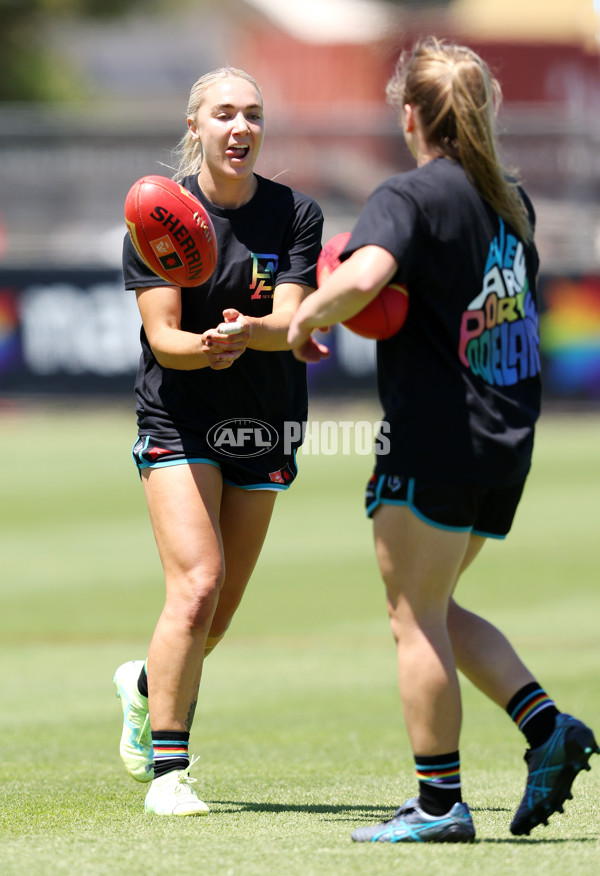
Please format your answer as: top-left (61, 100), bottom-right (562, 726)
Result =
top-left (0, 0), bottom-right (599, 403)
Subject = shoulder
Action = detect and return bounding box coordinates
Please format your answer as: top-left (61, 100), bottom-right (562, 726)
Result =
top-left (368, 161), bottom-right (480, 231)
top-left (255, 175), bottom-right (322, 218)
top-left (180, 174), bottom-right (198, 192)
top-left (363, 165), bottom-right (439, 224)
top-left (378, 159), bottom-right (468, 198)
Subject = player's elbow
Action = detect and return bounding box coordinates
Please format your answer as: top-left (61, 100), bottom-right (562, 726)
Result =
top-left (349, 246), bottom-right (398, 294)
top-left (148, 337), bottom-right (195, 370)
top-left (152, 348), bottom-right (176, 369)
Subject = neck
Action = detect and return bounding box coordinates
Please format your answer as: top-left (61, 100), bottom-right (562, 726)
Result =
top-left (416, 147), bottom-right (443, 167)
top-left (197, 170), bottom-right (258, 209)
top-left (414, 131), bottom-right (444, 167)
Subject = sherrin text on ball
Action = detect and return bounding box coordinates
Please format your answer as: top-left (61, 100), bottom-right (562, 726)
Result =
top-left (124, 175), bottom-right (217, 287)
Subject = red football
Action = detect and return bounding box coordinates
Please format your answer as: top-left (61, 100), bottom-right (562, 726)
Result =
top-left (124, 175), bottom-right (217, 286)
top-left (316, 232), bottom-right (409, 340)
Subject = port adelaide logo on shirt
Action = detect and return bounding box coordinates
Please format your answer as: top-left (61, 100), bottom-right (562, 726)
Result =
top-left (207, 418), bottom-right (279, 457)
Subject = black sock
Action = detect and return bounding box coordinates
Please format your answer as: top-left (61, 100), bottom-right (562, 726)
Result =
top-left (415, 751), bottom-right (462, 816)
top-left (151, 730), bottom-right (190, 779)
top-left (506, 682), bottom-right (559, 748)
top-left (137, 664), bottom-right (148, 698)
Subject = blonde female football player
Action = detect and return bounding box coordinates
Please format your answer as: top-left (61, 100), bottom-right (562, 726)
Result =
top-left (115, 66), bottom-right (323, 815)
top-left (288, 37), bottom-right (598, 842)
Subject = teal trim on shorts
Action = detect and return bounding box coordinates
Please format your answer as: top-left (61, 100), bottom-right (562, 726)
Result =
top-left (365, 474), bottom-right (385, 518)
top-left (152, 457), bottom-right (219, 470)
top-left (368, 476), bottom-right (473, 534)
top-left (222, 479), bottom-right (290, 492)
top-left (139, 455), bottom-right (219, 471)
top-left (471, 527), bottom-right (506, 541)
top-left (132, 435), bottom-right (220, 471)
top-left (132, 439), bottom-right (298, 490)
top-left (222, 448), bottom-right (299, 492)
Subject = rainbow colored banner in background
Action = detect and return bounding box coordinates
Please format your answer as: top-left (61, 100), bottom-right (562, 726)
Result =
top-left (1, 270), bottom-right (600, 401)
top-left (0, 290), bottom-right (19, 374)
top-left (539, 276), bottom-right (600, 398)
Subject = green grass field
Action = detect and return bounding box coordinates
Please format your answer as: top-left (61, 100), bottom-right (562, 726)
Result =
top-left (1, 401), bottom-right (599, 875)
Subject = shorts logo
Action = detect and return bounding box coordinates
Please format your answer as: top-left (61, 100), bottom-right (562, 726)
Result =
top-left (269, 464), bottom-right (294, 485)
top-left (387, 475), bottom-right (403, 493)
top-left (147, 446), bottom-right (172, 461)
top-left (207, 418), bottom-right (279, 458)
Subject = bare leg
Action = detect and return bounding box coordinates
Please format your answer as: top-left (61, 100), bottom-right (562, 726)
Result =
top-left (373, 505), bottom-right (471, 755)
top-left (143, 468), bottom-right (279, 733)
top-left (143, 463), bottom-right (224, 732)
top-left (207, 484), bottom-right (277, 640)
top-left (448, 534), bottom-right (535, 708)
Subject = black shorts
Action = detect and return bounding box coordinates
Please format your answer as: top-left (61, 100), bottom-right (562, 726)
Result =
top-left (365, 472), bottom-right (526, 539)
top-left (132, 433), bottom-right (298, 491)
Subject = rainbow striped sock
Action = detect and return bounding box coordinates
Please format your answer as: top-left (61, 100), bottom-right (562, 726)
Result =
top-left (415, 751), bottom-right (462, 816)
top-left (151, 730), bottom-right (190, 779)
top-left (506, 682), bottom-right (559, 748)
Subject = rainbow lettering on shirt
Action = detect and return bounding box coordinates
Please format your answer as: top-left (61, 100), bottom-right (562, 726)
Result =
top-left (458, 219), bottom-right (541, 386)
top-left (250, 252), bottom-right (278, 299)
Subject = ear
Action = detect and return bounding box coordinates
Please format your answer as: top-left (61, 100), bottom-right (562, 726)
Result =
top-left (403, 103), bottom-right (415, 133)
top-left (187, 117), bottom-right (201, 142)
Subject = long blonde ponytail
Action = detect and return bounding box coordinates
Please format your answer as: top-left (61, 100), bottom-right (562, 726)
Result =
top-left (386, 37), bottom-right (533, 243)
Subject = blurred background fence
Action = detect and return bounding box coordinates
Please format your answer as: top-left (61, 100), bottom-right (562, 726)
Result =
top-left (1, 0), bottom-right (599, 403)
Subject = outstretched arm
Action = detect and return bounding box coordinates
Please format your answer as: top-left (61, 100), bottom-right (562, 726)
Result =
top-left (287, 245), bottom-right (398, 362)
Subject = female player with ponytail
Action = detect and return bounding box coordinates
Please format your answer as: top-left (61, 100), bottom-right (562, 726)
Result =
top-left (289, 37), bottom-right (597, 843)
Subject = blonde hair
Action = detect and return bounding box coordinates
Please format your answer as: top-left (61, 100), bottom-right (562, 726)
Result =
top-left (172, 67), bottom-right (262, 182)
top-left (386, 37), bottom-right (532, 243)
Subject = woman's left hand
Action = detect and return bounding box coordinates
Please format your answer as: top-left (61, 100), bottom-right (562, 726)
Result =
top-left (201, 309), bottom-right (251, 369)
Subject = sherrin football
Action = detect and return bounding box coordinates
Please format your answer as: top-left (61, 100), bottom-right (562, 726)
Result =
top-left (317, 232), bottom-right (409, 340)
top-left (124, 175), bottom-right (217, 286)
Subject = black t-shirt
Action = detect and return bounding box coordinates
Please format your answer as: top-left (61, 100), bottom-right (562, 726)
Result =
top-left (343, 157), bottom-right (542, 485)
top-left (123, 174), bottom-right (323, 444)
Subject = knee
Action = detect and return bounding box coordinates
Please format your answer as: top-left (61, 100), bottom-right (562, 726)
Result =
top-left (165, 566), bottom-right (224, 631)
top-left (387, 597), bottom-right (412, 646)
top-left (387, 593), bottom-right (448, 645)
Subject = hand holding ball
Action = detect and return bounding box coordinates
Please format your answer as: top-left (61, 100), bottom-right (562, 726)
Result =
top-left (316, 232), bottom-right (408, 340)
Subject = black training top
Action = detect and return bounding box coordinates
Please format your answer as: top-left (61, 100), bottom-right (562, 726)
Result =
top-left (123, 173), bottom-right (323, 443)
top-left (342, 157), bottom-right (542, 485)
